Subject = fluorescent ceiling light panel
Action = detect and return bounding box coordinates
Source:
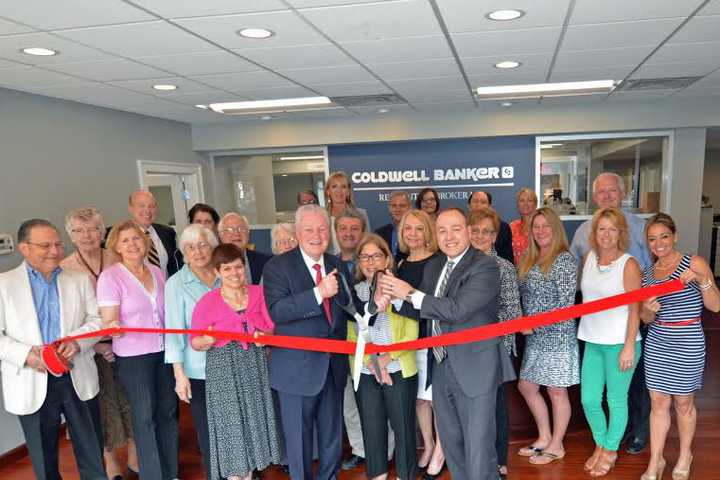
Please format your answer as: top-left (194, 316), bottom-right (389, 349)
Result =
top-left (540, 143), bottom-right (564, 149)
top-left (209, 96), bottom-right (333, 115)
top-left (21, 47), bottom-right (58, 56)
top-left (278, 155), bottom-right (325, 161)
top-left (476, 80), bottom-right (616, 100)
top-left (486, 9), bottom-right (524, 21)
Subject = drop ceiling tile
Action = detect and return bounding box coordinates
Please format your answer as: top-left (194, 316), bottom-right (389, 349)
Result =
top-left (280, 65), bottom-right (376, 85)
top-left (0, 0), bottom-right (154, 30)
top-left (631, 62), bottom-right (718, 79)
top-left (313, 80), bottom-right (391, 97)
top-left (452, 27), bottom-right (561, 57)
top-left (539, 95), bottom-right (607, 105)
top-left (0, 32), bottom-right (111, 65)
top-left (341, 35), bottom-right (453, 63)
top-left (469, 71), bottom-right (548, 87)
top-left (563, 18), bottom-right (684, 50)
top-left (136, 50), bottom-right (259, 76)
top-left (108, 76), bottom-right (214, 95)
top-left (554, 45), bottom-right (653, 70)
top-left (700, 0), bottom-right (720, 16)
top-left (175, 10), bottom-right (326, 49)
top-left (646, 41), bottom-right (720, 64)
top-left (57, 21), bottom-right (214, 57)
top-left (299, 0), bottom-right (442, 42)
top-left (0, 57), bottom-right (24, 69)
top-left (0, 17), bottom-right (35, 35)
top-left (130, 0), bottom-right (287, 18)
top-left (239, 85), bottom-right (318, 99)
top-left (549, 66), bottom-right (634, 82)
top-left (436, 0), bottom-right (569, 33)
top-left (287, 0), bottom-right (393, 7)
top-left (368, 58), bottom-right (459, 80)
top-left (669, 15), bottom-right (720, 44)
top-left (388, 76), bottom-right (471, 102)
top-left (234, 43), bottom-right (355, 70)
top-left (0, 66), bottom-right (89, 88)
top-left (165, 90), bottom-right (248, 106)
top-left (25, 82), bottom-right (159, 106)
top-left (686, 68), bottom-right (720, 87)
top-left (461, 52), bottom-right (553, 76)
top-left (47, 58), bottom-right (170, 81)
top-left (571, 0), bottom-right (695, 24)
top-left (190, 70), bottom-right (298, 91)
top-left (607, 89), bottom-right (678, 101)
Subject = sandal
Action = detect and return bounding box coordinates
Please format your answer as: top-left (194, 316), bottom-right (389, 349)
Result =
top-left (529, 451), bottom-right (565, 465)
top-left (518, 445), bottom-right (545, 457)
top-left (590, 450), bottom-right (617, 477)
top-left (584, 447), bottom-right (603, 471)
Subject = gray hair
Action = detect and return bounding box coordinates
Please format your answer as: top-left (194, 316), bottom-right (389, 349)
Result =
top-left (178, 224), bottom-right (219, 261)
top-left (217, 212), bottom-right (249, 232)
top-left (334, 207), bottom-right (367, 233)
top-left (18, 219), bottom-right (57, 244)
top-left (389, 191), bottom-right (411, 204)
top-left (270, 222), bottom-right (296, 255)
top-left (64, 207), bottom-right (105, 235)
top-left (592, 172), bottom-right (625, 196)
top-left (295, 204), bottom-right (330, 229)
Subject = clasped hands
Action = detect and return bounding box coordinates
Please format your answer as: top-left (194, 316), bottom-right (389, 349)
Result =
top-left (367, 352), bottom-right (394, 386)
top-left (25, 340), bottom-right (81, 373)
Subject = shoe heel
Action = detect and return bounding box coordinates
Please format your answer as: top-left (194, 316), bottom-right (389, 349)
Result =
top-left (671, 454), bottom-right (692, 480)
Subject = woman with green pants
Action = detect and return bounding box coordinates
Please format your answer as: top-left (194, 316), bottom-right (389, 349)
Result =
top-left (579, 208), bottom-right (643, 477)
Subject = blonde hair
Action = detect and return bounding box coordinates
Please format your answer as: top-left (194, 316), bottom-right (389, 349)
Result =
top-left (106, 220), bottom-right (150, 257)
top-left (354, 234), bottom-right (395, 282)
top-left (324, 171), bottom-right (355, 212)
top-left (516, 187), bottom-right (538, 206)
top-left (65, 206), bottom-right (105, 234)
top-left (589, 208), bottom-right (629, 254)
top-left (467, 207), bottom-right (500, 233)
top-left (518, 207), bottom-right (569, 277)
top-left (397, 209), bottom-right (438, 254)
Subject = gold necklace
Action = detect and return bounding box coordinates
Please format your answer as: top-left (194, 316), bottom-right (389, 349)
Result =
top-left (656, 251), bottom-right (680, 271)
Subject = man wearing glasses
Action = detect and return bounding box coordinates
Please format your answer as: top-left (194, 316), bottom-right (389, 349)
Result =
top-left (217, 212), bottom-right (271, 284)
top-left (0, 219), bottom-right (105, 479)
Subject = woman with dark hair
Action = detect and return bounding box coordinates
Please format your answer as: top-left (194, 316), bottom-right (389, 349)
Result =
top-left (189, 203), bottom-right (221, 233)
top-left (639, 213), bottom-right (720, 480)
top-left (191, 244), bottom-right (281, 480)
top-left (415, 188), bottom-right (440, 219)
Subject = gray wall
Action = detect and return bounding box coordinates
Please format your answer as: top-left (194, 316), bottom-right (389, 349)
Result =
top-left (703, 148), bottom-right (720, 214)
top-left (0, 87), bottom-right (208, 454)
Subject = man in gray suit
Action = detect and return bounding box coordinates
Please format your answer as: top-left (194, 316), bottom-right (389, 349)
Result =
top-left (380, 207), bottom-right (516, 480)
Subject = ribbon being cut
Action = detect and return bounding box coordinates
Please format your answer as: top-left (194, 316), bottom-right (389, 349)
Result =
top-left (41, 278), bottom-right (684, 377)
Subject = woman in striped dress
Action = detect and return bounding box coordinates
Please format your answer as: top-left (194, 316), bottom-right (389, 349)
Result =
top-left (639, 213), bottom-right (720, 480)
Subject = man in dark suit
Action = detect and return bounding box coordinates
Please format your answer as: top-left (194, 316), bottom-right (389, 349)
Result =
top-left (468, 191), bottom-right (513, 263)
top-left (375, 191), bottom-right (411, 263)
top-left (217, 212), bottom-right (270, 284)
top-left (263, 204), bottom-right (355, 480)
top-left (381, 207), bottom-right (516, 480)
top-left (126, 190), bottom-right (183, 277)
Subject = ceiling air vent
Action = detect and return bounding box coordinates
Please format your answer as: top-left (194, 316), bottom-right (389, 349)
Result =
top-left (330, 94), bottom-right (406, 107)
top-left (616, 76), bottom-right (702, 91)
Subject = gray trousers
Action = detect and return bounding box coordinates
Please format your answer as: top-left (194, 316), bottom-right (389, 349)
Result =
top-left (434, 361), bottom-right (499, 480)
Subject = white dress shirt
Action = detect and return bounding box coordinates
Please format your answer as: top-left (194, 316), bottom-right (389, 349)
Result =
top-left (300, 248), bottom-right (326, 305)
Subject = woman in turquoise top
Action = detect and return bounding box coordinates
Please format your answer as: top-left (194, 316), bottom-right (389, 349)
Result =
top-left (164, 224), bottom-right (220, 479)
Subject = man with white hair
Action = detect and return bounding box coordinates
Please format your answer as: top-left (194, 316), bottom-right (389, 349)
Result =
top-left (217, 212), bottom-right (270, 284)
top-left (262, 204), bottom-right (355, 480)
top-left (569, 172), bottom-right (652, 455)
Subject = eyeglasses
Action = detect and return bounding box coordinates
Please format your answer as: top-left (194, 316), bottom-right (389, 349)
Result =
top-left (25, 241), bottom-right (64, 251)
top-left (220, 226), bottom-right (249, 235)
top-left (470, 228), bottom-right (496, 237)
top-left (70, 227), bottom-right (102, 236)
top-left (275, 238), bottom-right (297, 247)
top-left (358, 252), bottom-right (386, 263)
top-left (186, 242), bottom-right (211, 252)
top-left (421, 196), bottom-right (437, 204)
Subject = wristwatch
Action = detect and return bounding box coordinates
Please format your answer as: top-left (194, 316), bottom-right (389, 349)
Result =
top-left (405, 288), bottom-right (416, 302)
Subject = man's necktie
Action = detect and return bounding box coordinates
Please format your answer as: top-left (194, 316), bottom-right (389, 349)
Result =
top-left (313, 263), bottom-right (333, 325)
top-left (431, 260), bottom-right (454, 363)
top-left (145, 230), bottom-right (161, 269)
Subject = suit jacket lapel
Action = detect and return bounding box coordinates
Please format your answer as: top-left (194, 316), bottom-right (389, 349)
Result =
top-left (292, 247), bottom-right (316, 291)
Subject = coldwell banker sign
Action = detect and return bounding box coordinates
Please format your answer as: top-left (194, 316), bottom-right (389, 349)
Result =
top-left (328, 136), bottom-right (535, 228)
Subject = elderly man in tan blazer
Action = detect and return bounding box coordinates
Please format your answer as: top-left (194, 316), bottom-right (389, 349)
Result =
top-left (0, 219), bottom-right (105, 480)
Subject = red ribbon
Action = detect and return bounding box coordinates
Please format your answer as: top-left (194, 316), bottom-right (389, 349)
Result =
top-left (57, 279), bottom-right (684, 354)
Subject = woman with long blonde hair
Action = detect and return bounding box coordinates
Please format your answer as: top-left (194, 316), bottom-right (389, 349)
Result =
top-left (324, 171), bottom-right (370, 253)
top-left (516, 208), bottom-right (579, 466)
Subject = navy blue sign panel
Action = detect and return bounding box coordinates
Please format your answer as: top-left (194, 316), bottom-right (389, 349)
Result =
top-left (328, 136), bottom-right (536, 228)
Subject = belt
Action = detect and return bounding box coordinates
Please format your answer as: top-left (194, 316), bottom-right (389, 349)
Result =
top-left (654, 318), bottom-right (701, 327)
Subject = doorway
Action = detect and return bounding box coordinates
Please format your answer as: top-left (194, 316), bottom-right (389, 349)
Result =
top-left (137, 160), bottom-right (205, 231)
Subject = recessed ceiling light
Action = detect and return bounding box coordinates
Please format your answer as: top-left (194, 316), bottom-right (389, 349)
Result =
top-left (21, 47), bottom-right (58, 56)
top-left (378, 108), bottom-right (389, 114)
top-left (281, 174), bottom-right (288, 177)
top-left (495, 60), bottom-right (521, 69)
top-left (261, 115), bottom-right (273, 120)
top-left (195, 104), bottom-right (208, 109)
top-left (486, 9), bottom-right (524, 21)
top-left (237, 28), bottom-right (274, 39)
top-left (152, 84), bottom-right (178, 91)
top-left (476, 80), bottom-right (616, 100)
top-left (501, 102), bottom-right (513, 107)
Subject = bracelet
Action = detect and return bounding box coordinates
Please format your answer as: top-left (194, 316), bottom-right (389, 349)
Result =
top-left (700, 279), bottom-right (713, 291)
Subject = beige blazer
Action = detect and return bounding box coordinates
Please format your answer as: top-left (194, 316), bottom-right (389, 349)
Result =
top-left (0, 262), bottom-right (101, 415)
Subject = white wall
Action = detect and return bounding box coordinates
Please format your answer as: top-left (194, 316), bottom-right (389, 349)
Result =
top-left (703, 148), bottom-right (720, 214)
top-left (0, 87), bottom-right (208, 455)
top-left (670, 128), bottom-right (707, 254)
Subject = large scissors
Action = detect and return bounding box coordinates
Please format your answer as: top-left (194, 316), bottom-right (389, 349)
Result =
top-left (336, 271), bottom-right (383, 391)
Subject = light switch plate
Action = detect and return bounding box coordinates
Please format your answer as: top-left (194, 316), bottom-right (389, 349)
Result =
top-left (0, 234), bottom-right (14, 255)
